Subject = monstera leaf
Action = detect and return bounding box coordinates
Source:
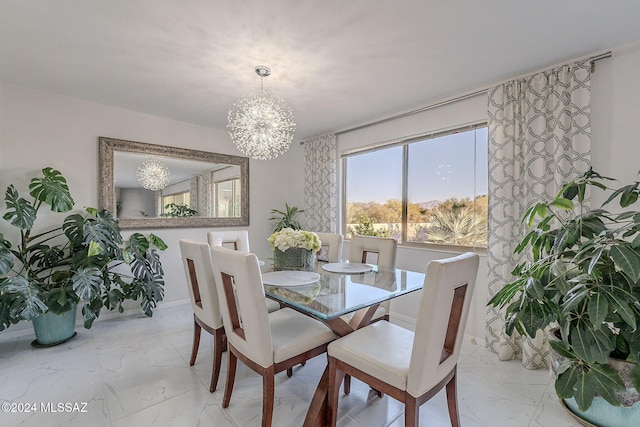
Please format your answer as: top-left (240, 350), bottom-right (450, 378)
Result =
top-left (3, 185), bottom-right (37, 229)
top-left (0, 235), bottom-right (14, 275)
top-left (82, 210), bottom-right (122, 255)
top-left (0, 276), bottom-right (48, 323)
top-left (28, 167), bottom-right (74, 212)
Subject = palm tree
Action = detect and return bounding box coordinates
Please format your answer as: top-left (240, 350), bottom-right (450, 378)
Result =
top-left (424, 204), bottom-right (487, 246)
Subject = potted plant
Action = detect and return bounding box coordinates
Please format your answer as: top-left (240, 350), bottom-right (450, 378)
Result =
top-left (488, 168), bottom-right (640, 426)
top-left (268, 203), bottom-right (304, 232)
top-left (0, 167), bottom-right (167, 346)
top-left (160, 203), bottom-right (198, 217)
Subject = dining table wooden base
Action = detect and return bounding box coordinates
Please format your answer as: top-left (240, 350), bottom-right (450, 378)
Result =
top-left (302, 304), bottom-right (379, 427)
top-left (304, 368), bottom-right (330, 427)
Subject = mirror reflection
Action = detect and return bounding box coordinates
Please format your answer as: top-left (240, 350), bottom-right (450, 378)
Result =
top-left (99, 137), bottom-right (249, 229)
top-left (114, 151), bottom-right (241, 219)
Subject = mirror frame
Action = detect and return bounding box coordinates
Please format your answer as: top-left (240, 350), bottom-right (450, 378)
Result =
top-left (99, 136), bottom-right (250, 229)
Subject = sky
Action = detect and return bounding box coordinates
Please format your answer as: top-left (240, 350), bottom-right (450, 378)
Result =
top-left (345, 127), bottom-right (488, 204)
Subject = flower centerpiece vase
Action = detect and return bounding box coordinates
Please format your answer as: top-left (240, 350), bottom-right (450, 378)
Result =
top-left (273, 247), bottom-right (316, 271)
top-left (268, 228), bottom-right (321, 272)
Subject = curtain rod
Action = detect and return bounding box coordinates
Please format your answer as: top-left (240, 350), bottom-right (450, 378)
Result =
top-left (322, 50), bottom-right (611, 138)
top-left (334, 90), bottom-right (486, 136)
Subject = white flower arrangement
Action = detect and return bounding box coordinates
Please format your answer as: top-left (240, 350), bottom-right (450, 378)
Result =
top-left (268, 228), bottom-right (321, 253)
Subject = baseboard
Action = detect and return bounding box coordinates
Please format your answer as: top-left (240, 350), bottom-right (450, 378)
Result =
top-left (389, 312), bottom-right (417, 331)
top-left (0, 299), bottom-right (192, 341)
top-left (97, 298), bottom-right (191, 321)
top-left (390, 312), bottom-right (483, 345)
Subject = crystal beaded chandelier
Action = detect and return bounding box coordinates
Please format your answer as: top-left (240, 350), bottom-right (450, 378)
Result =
top-left (227, 66), bottom-right (296, 160)
top-left (136, 159), bottom-right (170, 191)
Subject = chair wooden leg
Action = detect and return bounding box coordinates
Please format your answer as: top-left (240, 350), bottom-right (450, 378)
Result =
top-left (262, 366), bottom-right (275, 427)
top-left (222, 350), bottom-right (237, 408)
top-left (327, 357), bottom-right (345, 427)
top-left (445, 373), bottom-right (461, 427)
top-left (286, 367), bottom-right (293, 377)
top-left (190, 318), bottom-right (201, 366)
top-left (404, 395), bottom-right (419, 427)
top-left (210, 327), bottom-right (224, 392)
top-left (343, 374), bottom-right (351, 395)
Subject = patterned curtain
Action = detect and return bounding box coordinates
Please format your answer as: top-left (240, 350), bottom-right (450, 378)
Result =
top-left (303, 134), bottom-right (338, 232)
top-left (189, 177), bottom-right (198, 213)
top-left (196, 172), bottom-right (213, 217)
top-left (486, 60), bottom-right (591, 369)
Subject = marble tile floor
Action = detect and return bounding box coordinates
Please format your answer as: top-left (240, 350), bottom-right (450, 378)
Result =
top-left (0, 303), bottom-right (583, 427)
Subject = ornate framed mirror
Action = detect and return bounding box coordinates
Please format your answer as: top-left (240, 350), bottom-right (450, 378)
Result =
top-left (99, 137), bottom-right (249, 229)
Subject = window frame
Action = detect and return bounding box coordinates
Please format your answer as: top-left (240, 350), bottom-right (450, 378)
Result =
top-left (161, 190), bottom-right (191, 215)
top-left (341, 121), bottom-right (488, 252)
top-left (213, 177), bottom-right (241, 217)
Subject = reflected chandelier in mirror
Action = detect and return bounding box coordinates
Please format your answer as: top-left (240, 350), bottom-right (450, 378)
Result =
top-left (99, 137), bottom-right (249, 229)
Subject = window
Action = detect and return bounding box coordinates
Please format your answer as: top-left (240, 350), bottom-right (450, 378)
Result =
top-left (214, 178), bottom-right (241, 217)
top-left (162, 191), bottom-right (190, 210)
top-left (343, 124), bottom-right (488, 248)
top-left (344, 146), bottom-right (403, 239)
top-left (161, 191), bottom-right (195, 217)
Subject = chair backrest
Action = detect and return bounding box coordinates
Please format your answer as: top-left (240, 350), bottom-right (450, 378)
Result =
top-left (179, 239), bottom-right (223, 329)
top-left (315, 232), bottom-right (344, 262)
top-left (210, 246), bottom-right (273, 368)
top-left (406, 252), bottom-right (479, 397)
top-left (208, 230), bottom-right (250, 252)
top-left (348, 235), bottom-right (397, 268)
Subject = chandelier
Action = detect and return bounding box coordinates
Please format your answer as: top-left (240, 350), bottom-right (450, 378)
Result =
top-left (227, 66), bottom-right (296, 160)
top-left (136, 159), bottom-right (170, 191)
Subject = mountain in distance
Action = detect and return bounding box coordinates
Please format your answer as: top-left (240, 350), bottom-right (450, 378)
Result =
top-left (416, 200), bottom-right (441, 210)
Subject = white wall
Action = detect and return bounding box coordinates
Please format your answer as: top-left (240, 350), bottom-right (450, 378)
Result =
top-left (590, 41), bottom-right (640, 203)
top-left (118, 187), bottom-right (156, 218)
top-left (0, 83), bottom-right (299, 326)
top-left (0, 74), bottom-right (3, 169)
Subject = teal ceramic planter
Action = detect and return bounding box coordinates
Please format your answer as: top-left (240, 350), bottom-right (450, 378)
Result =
top-left (564, 396), bottom-right (640, 427)
top-left (31, 303), bottom-right (77, 346)
top-left (551, 339), bottom-right (640, 427)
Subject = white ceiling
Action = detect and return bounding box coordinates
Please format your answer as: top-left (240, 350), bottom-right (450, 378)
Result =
top-left (1, 1), bottom-right (640, 141)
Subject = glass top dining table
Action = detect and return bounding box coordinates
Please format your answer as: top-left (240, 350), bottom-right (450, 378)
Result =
top-left (262, 261), bottom-right (425, 322)
top-left (262, 261), bottom-right (425, 427)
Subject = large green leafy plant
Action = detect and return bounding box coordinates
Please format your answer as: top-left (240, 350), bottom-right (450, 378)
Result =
top-left (0, 167), bottom-right (167, 330)
top-left (488, 168), bottom-right (640, 412)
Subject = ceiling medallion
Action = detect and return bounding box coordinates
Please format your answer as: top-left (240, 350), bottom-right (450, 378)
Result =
top-left (227, 66), bottom-right (296, 160)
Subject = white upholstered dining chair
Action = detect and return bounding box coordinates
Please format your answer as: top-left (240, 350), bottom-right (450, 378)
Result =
top-left (210, 246), bottom-right (337, 427)
top-left (347, 234), bottom-right (397, 319)
top-left (208, 230), bottom-right (280, 313)
top-left (315, 232), bottom-right (344, 262)
top-left (343, 235), bottom-right (398, 393)
top-left (207, 229), bottom-right (250, 252)
top-left (346, 235), bottom-right (397, 319)
top-left (348, 235), bottom-right (397, 270)
top-left (327, 252), bottom-right (480, 427)
top-left (179, 239), bottom-right (280, 393)
top-left (179, 239), bottom-right (225, 392)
